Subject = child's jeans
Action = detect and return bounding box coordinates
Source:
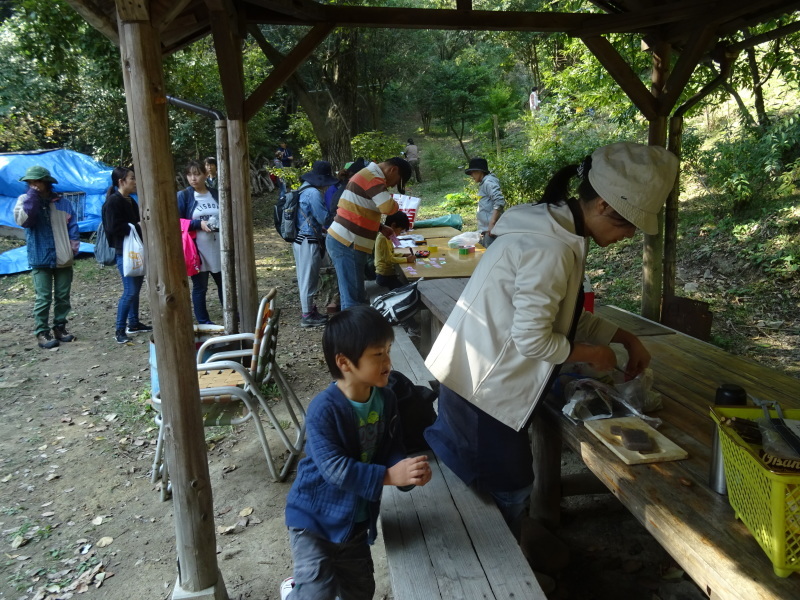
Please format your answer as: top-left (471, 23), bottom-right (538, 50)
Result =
top-left (287, 524), bottom-right (374, 600)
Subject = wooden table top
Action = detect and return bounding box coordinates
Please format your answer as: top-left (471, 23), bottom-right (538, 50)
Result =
top-left (416, 278), bottom-right (800, 597)
top-left (400, 233), bottom-right (484, 281)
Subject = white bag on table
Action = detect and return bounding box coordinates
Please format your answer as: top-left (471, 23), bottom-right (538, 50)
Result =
top-left (123, 223), bottom-right (146, 277)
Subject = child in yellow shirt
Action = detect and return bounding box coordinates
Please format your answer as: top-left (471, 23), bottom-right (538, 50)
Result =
top-left (375, 211), bottom-right (415, 290)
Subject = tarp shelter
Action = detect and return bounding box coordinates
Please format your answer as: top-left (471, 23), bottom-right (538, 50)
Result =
top-left (0, 149), bottom-right (113, 233)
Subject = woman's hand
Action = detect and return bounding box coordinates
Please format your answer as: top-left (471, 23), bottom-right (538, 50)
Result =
top-left (569, 343), bottom-right (618, 372)
top-left (611, 329), bottom-right (651, 380)
top-left (200, 220), bottom-right (212, 233)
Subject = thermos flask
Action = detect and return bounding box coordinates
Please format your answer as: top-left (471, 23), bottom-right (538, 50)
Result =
top-left (709, 384), bottom-right (747, 494)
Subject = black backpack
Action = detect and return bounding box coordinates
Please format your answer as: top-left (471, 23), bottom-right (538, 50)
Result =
top-left (386, 370), bottom-right (438, 453)
top-left (371, 279), bottom-right (422, 325)
top-left (273, 183), bottom-right (311, 242)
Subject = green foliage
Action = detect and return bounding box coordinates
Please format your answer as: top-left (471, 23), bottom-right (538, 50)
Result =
top-left (287, 108), bottom-right (321, 166)
top-left (694, 112), bottom-right (800, 211)
top-left (350, 131), bottom-right (403, 162)
top-left (421, 143), bottom-right (460, 187)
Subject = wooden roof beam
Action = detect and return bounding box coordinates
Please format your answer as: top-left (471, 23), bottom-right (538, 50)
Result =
top-left (581, 34), bottom-right (659, 121)
top-left (208, 2), bottom-right (245, 119)
top-left (728, 18), bottom-right (800, 52)
top-left (64, 0), bottom-right (119, 44)
top-left (575, 0), bottom-right (725, 38)
top-left (657, 26), bottom-right (718, 115)
top-left (153, 0), bottom-right (195, 31)
top-left (248, 0), bottom-right (325, 20)
top-left (243, 22), bottom-right (334, 121)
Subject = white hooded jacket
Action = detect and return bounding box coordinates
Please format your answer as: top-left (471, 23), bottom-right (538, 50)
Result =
top-left (425, 201), bottom-right (619, 431)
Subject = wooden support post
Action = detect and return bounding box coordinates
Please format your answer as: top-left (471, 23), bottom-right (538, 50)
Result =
top-left (228, 118), bottom-right (258, 331)
top-left (115, 4), bottom-right (227, 598)
top-left (215, 120), bottom-right (238, 334)
top-left (664, 115), bottom-right (683, 300)
top-left (641, 41), bottom-right (670, 321)
top-left (529, 412), bottom-right (562, 528)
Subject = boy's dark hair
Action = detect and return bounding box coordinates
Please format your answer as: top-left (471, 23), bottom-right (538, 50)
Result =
top-left (385, 211), bottom-right (410, 230)
top-left (323, 306), bottom-right (394, 379)
top-left (205, 156), bottom-right (217, 166)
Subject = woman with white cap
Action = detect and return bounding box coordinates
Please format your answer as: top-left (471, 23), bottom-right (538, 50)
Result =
top-left (424, 142), bottom-right (679, 540)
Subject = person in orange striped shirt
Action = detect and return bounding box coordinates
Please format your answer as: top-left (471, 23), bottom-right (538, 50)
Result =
top-left (325, 157), bottom-right (411, 309)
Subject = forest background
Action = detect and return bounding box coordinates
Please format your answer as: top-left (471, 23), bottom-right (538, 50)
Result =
top-left (1, 0), bottom-right (799, 376)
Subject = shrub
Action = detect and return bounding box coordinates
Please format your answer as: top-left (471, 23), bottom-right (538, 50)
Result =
top-left (350, 131), bottom-right (404, 162)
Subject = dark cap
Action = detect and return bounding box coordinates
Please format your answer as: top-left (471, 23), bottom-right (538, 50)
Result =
top-left (386, 157), bottom-right (412, 194)
top-left (300, 160), bottom-right (339, 187)
top-left (465, 157), bottom-right (490, 175)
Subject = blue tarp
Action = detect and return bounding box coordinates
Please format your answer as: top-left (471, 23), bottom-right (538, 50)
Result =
top-left (0, 242), bottom-right (96, 275)
top-left (0, 149), bottom-right (112, 233)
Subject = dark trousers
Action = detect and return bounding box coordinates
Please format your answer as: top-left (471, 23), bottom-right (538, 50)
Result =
top-left (190, 271), bottom-right (223, 324)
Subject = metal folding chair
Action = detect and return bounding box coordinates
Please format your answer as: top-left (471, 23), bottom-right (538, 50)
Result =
top-left (150, 288), bottom-right (306, 500)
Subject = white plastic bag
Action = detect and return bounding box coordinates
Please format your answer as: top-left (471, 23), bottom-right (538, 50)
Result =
top-left (394, 194), bottom-right (422, 229)
top-left (447, 230), bottom-right (481, 248)
top-left (123, 223), bottom-right (146, 277)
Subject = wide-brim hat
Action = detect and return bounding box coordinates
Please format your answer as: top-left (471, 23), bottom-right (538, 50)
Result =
top-left (19, 165), bottom-right (57, 184)
top-left (465, 157), bottom-right (490, 175)
top-left (587, 142), bottom-right (678, 235)
top-left (301, 160), bottom-right (339, 187)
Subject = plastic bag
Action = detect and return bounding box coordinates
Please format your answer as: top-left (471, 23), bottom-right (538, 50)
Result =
top-left (394, 194), bottom-right (422, 229)
top-left (122, 223), bottom-right (145, 277)
top-left (562, 373), bottom-right (662, 428)
top-left (447, 231), bottom-right (481, 248)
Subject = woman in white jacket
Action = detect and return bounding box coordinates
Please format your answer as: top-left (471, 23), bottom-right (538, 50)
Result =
top-left (424, 142), bottom-right (678, 532)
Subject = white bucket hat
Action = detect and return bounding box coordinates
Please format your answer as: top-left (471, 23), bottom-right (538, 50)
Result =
top-left (587, 142), bottom-right (678, 235)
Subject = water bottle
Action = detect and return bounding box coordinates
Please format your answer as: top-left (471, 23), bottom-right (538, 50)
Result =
top-left (709, 384), bottom-right (747, 494)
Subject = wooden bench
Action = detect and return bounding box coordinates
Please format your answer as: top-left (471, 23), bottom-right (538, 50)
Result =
top-left (417, 278), bottom-right (800, 599)
top-left (382, 325), bottom-right (545, 599)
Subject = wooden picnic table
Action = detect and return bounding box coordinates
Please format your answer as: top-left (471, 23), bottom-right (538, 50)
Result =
top-left (417, 278), bottom-right (800, 599)
top-left (399, 228), bottom-right (485, 281)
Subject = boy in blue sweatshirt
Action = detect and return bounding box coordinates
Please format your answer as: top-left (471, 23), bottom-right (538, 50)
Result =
top-left (281, 306), bottom-right (431, 600)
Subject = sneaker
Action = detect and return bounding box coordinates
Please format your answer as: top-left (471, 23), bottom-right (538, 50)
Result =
top-left (300, 310), bottom-right (327, 328)
top-left (52, 324), bottom-right (75, 342)
top-left (37, 332), bottom-right (60, 349)
top-left (126, 322), bottom-right (153, 334)
top-left (115, 329), bottom-right (132, 344)
top-left (279, 577), bottom-right (295, 600)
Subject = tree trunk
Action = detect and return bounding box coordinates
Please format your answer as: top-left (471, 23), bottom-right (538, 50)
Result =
top-left (744, 29), bottom-right (769, 128)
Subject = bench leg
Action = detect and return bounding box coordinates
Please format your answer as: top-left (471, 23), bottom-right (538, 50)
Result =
top-left (529, 413), bottom-right (562, 529)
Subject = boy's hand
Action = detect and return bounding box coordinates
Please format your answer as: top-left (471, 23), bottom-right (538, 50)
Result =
top-left (406, 254), bottom-right (416, 264)
top-left (384, 455), bottom-right (432, 487)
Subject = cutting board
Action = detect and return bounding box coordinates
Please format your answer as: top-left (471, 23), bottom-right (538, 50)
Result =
top-left (584, 417), bottom-right (688, 465)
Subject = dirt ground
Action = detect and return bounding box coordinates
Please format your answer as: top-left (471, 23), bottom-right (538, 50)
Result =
top-left (0, 205), bottom-right (716, 600)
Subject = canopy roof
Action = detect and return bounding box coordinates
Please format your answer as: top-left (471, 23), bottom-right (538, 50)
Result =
top-left (67, 1), bottom-right (800, 56)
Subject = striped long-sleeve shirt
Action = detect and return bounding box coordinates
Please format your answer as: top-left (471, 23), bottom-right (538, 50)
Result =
top-left (328, 162), bottom-right (399, 253)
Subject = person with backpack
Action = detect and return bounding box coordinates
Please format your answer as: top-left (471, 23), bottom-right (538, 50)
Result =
top-left (177, 160), bottom-right (222, 325)
top-left (292, 161), bottom-right (338, 328)
top-left (103, 167), bottom-right (153, 344)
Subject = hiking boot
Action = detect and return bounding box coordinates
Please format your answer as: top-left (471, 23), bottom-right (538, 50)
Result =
top-left (52, 325), bottom-right (75, 342)
top-left (115, 329), bottom-right (132, 344)
top-left (126, 322), bottom-right (153, 334)
top-left (37, 332), bottom-right (60, 349)
top-left (300, 310), bottom-right (327, 328)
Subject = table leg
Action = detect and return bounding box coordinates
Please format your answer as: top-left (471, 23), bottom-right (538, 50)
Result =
top-left (530, 412), bottom-right (562, 528)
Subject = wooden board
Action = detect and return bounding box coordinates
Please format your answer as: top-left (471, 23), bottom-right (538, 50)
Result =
top-left (408, 225), bottom-right (462, 239)
top-left (584, 417), bottom-right (688, 464)
top-left (595, 304), bottom-right (676, 337)
top-left (402, 245), bottom-right (484, 280)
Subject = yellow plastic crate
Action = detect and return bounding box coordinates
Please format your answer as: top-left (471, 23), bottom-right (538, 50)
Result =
top-left (711, 407), bottom-right (800, 577)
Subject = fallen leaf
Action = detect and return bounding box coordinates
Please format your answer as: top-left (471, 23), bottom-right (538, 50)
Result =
top-left (89, 365), bottom-right (100, 370)
top-left (92, 516), bottom-right (104, 526)
top-left (222, 464), bottom-right (237, 474)
top-left (238, 507), bottom-right (253, 517)
top-left (41, 511), bottom-right (55, 518)
top-left (1, 474), bottom-right (11, 482)
top-left (10, 535), bottom-right (26, 549)
top-left (104, 414), bottom-right (117, 422)
top-left (216, 525), bottom-right (236, 535)
top-left (45, 473), bottom-right (59, 481)
top-left (96, 536), bottom-right (113, 548)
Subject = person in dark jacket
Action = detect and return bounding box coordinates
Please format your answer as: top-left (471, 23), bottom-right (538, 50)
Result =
top-left (103, 167), bottom-right (152, 344)
top-left (13, 165), bottom-right (79, 349)
top-left (177, 160), bottom-right (222, 324)
top-left (280, 306), bottom-right (431, 600)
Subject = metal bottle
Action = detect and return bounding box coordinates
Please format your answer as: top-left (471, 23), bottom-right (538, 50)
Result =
top-left (709, 384), bottom-right (747, 494)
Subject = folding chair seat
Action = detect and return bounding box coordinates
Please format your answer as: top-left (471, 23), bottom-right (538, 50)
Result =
top-left (150, 288), bottom-right (306, 500)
